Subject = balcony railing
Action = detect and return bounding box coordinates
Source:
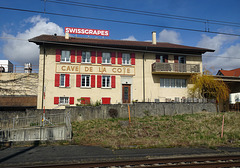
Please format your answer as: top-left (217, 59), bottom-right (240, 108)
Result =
top-left (152, 62), bottom-right (200, 74)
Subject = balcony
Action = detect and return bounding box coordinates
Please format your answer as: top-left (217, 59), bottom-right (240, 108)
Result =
top-left (152, 62), bottom-right (200, 75)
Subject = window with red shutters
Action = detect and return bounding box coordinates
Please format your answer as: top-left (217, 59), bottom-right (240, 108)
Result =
top-left (77, 50), bottom-right (82, 63)
top-left (71, 50), bottom-right (75, 63)
top-left (69, 97), bottom-right (74, 105)
top-left (131, 53), bottom-right (135, 65)
top-left (111, 52), bottom-right (116, 64)
top-left (102, 97), bottom-right (111, 104)
top-left (97, 51), bottom-right (102, 64)
top-left (91, 75), bottom-right (95, 88)
top-left (76, 74), bottom-right (81, 87)
top-left (65, 74), bottom-right (70, 87)
top-left (56, 49), bottom-right (61, 62)
top-left (54, 97), bottom-right (59, 104)
top-left (55, 74), bottom-right (60, 87)
top-left (111, 76), bottom-right (116, 88)
top-left (117, 52), bottom-right (122, 64)
top-left (97, 75), bottom-right (102, 88)
top-left (91, 51), bottom-right (96, 63)
top-left (81, 97), bottom-right (90, 105)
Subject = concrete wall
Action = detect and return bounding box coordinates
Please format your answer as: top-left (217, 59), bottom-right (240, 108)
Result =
top-left (67, 102), bottom-right (217, 122)
top-left (0, 126), bottom-right (72, 142)
top-left (0, 103), bottom-right (216, 123)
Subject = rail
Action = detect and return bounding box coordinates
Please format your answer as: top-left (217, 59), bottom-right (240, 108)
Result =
top-left (152, 62), bottom-right (200, 74)
top-left (0, 64), bottom-right (39, 73)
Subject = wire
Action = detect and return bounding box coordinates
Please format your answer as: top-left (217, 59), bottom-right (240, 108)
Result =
top-left (1, 6), bottom-right (240, 37)
top-left (46, 0), bottom-right (240, 28)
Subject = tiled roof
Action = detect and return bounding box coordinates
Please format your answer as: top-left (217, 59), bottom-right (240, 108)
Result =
top-left (217, 68), bottom-right (240, 77)
top-left (29, 34), bottom-right (214, 54)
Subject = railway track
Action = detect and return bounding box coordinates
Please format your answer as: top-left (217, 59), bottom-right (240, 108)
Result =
top-left (26, 155), bottom-right (240, 168)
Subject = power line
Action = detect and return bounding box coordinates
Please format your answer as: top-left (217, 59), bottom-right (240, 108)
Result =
top-left (45, 0), bottom-right (240, 28)
top-left (1, 6), bottom-right (240, 37)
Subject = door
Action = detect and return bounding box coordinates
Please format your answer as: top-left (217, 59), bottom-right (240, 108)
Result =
top-left (122, 84), bottom-right (131, 103)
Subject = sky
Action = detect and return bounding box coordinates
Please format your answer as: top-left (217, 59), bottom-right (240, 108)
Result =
top-left (0, 0), bottom-right (240, 74)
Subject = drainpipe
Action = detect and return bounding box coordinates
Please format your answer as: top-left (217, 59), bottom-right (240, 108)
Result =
top-left (143, 53), bottom-right (145, 102)
top-left (41, 45), bottom-right (46, 109)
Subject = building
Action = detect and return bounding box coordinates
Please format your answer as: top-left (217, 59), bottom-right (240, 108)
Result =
top-left (217, 68), bottom-right (240, 77)
top-left (29, 32), bottom-right (214, 109)
top-left (0, 60), bottom-right (13, 73)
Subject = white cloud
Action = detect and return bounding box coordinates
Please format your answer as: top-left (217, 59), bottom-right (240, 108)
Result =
top-left (121, 35), bottom-right (137, 41)
top-left (197, 34), bottom-right (238, 55)
top-left (158, 29), bottom-right (181, 44)
top-left (197, 34), bottom-right (240, 74)
top-left (2, 15), bottom-right (64, 64)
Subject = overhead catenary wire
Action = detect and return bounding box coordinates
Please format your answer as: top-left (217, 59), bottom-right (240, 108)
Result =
top-left (45, 0), bottom-right (240, 28)
top-left (0, 6), bottom-right (240, 37)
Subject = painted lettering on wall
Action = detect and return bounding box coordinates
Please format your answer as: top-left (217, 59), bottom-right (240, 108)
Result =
top-left (56, 64), bottom-right (135, 76)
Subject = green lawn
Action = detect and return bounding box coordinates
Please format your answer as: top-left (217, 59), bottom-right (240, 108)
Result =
top-left (71, 112), bottom-right (240, 149)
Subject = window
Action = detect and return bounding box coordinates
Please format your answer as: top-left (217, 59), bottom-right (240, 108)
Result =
top-left (160, 78), bottom-right (187, 88)
top-left (82, 51), bottom-right (91, 63)
top-left (102, 52), bottom-right (111, 64)
top-left (81, 75), bottom-right (90, 87)
top-left (60, 74), bottom-right (65, 87)
top-left (178, 56), bottom-right (186, 64)
top-left (122, 53), bottom-right (131, 65)
top-left (102, 76), bottom-right (111, 88)
top-left (61, 50), bottom-right (70, 62)
top-left (59, 97), bottom-right (69, 104)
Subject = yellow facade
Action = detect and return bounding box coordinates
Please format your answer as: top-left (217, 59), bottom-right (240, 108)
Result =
top-left (37, 45), bottom-right (203, 109)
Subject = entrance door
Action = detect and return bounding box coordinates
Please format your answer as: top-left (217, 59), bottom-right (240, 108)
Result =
top-left (122, 84), bottom-right (131, 103)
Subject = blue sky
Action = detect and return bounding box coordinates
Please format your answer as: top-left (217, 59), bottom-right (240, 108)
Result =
top-left (0, 0), bottom-right (240, 74)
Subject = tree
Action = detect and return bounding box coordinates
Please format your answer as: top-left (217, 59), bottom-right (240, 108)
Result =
top-left (188, 71), bottom-right (230, 102)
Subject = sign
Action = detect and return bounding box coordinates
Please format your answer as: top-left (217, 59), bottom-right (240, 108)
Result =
top-left (65, 27), bottom-right (109, 36)
top-left (56, 64), bottom-right (135, 76)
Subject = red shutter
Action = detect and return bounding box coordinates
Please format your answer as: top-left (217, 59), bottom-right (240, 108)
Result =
top-left (91, 75), bottom-right (95, 88)
top-left (69, 97), bottom-right (74, 105)
top-left (111, 76), bottom-right (116, 88)
top-left (117, 52), bottom-right (122, 64)
top-left (71, 50), bottom-right (75, 63)
top-left (131, 53), bottom-right (135, 65)
top-left (174, 56), bottom-right (179, 63)
top-left (102, 97), bottom-right (111, 104)
top-left (56, 49), bottom-right (61, 62)
top-left (77, 50), bottom-right (82, 63)
top-left (54, 97), bottom-right (59, 104)
top-left (76, 74), bottom-right (81, 87)
top-left (97, 51), bottom-right (102, 64)
top-left (97, 75), bottom-right (102, 88)
top-left (55, 74), bottom-right (60, 87)
top-left (81, 97), bottom-right (90, 104)
top-left (91, 51), bottom-right (96, 63)
top-left (164, 55), bottom-right (168, 63)
top-left (111, 52), bottom-right (116, 64)
top-left (65, 74), bottom-right (70, 87)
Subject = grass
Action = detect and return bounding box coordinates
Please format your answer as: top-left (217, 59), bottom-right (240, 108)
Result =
top-left (71, 112), bottom-right (240, 149)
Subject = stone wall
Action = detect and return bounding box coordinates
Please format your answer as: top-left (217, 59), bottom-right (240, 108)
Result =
top-left (0, 73), bottom-right (38, 96)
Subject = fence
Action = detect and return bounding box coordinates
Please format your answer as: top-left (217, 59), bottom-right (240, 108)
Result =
top-left (0, 64), bottom-right (39, 73)
top-left (0, 112), bottom-right (72, 142)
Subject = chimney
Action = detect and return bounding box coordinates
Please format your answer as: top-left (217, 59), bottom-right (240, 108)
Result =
top-left (65, 32), bottom-right (69, 39)
top-left (152, 31), bottom-right (157, 45)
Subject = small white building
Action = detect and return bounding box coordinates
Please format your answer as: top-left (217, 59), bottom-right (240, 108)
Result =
top-left (0, 60), bottom-right (13, 73)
